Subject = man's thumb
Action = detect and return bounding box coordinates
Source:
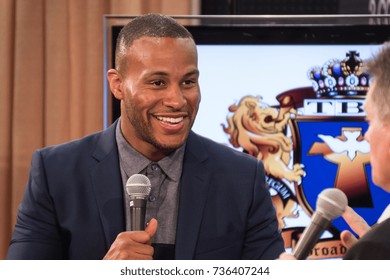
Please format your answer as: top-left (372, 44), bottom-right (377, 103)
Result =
top-left (340, 230), bottom-right (358, 249)
top-left (145, 218), bottom-right (158, 239)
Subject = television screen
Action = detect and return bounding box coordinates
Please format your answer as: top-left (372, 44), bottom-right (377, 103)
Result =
top-left (104, 15), bottom-right (390, 259)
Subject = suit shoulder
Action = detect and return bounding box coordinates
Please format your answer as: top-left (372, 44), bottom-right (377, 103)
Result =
top-left (194, 133), bottom-right (258, 164)
top-left (343, 219), bottom-right (390, 259)
top-left (38, 131), bottom-right (102, 156)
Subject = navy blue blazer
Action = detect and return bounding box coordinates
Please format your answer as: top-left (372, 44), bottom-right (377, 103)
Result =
top-left (7, 120), bottom-right (284, 260)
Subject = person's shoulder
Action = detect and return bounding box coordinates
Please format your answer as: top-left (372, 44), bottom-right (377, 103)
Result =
top-left (343, 236), bottom-right (390, 259)
top-left (344, 219), bottom-right (390, 259)
top-left (38, 130), bottom-right (103, 155)
top-left (192, 132), bottom-right (257, 163)
top-left (38, 120), bottom-right (118, 157)
top-left (36, 121), bottom-right (119, 165)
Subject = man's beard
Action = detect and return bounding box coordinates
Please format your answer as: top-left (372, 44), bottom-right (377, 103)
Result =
top-left (125, 102), bottom-right (188, 153)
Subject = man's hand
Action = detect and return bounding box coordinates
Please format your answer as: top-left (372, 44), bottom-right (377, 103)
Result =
top-left (103, 218), bottom-right (158, 260)
top-left (340, 207), bottom-right (371, 249)
top-left (277, 252), bottom-right (297, 260)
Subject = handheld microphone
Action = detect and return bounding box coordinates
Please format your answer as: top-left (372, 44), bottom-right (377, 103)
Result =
top-left (293, 188), bottom-right (348, 260)
top-left (126, 174), bottom-right (152, 231)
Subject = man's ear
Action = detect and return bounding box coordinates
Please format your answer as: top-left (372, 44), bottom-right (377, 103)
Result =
top-left (107, 69), bottom-right (124, 100)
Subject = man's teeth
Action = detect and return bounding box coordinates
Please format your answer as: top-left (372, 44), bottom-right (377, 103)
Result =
top-left (156, 116), bottom-right (183, 124)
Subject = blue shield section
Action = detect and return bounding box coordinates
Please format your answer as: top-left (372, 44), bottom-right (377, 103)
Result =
top-left (294, 118), bottom-right (390, 233)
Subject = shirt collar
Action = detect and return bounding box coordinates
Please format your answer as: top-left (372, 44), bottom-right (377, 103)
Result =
top-left (115, 118), bottom-right (185, 181)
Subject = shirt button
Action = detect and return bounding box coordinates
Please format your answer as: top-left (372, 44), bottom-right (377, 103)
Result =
top-left (151, 164), bottom-right (159, 171)
top-left (149, 195), bottom-right (156, 202)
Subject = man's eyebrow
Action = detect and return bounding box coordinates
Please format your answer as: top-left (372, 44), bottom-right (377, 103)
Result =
top-left (147, 71), bottom-right (169, 77)
top-left (184, 69), bottom-right (200, 77)
top-left (145, 69), bottom-right (199, 78)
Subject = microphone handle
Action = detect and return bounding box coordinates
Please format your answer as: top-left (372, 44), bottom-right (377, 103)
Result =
top-left (293, 212), bottom-right (331, 260)
top-left (130, 198), bottom-right (147, 231)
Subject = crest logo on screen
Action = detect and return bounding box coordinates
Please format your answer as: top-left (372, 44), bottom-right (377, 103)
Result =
top-left (223, 51), bottom-right (389, 259)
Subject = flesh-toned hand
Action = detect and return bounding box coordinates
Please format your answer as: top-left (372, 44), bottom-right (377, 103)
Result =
top-left (103, 218), bottom-right (158, 260)
top-left (340, 207), bottom-right (371, 249)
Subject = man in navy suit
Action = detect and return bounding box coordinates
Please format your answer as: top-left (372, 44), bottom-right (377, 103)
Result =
top-left (6, 14), bottom-right (284, 260)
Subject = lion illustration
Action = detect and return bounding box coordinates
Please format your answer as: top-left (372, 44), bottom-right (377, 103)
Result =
top-left (222, 95), bottom-right (304, 183)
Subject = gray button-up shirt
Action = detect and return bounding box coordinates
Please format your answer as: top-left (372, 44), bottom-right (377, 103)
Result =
top-left (115, 120), bottom-right (184, 245)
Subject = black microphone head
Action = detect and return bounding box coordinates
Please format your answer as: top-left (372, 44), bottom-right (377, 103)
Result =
top-left (316, 188), bottom-right (348, 220)
top-left (126, 174), bottom-right (151, 200)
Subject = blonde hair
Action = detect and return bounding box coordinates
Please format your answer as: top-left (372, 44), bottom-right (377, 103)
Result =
top-left (366, 42), bottom-right (390, 123)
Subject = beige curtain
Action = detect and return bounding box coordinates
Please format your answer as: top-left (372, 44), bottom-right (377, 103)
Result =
top-left (0, 0), bottom-right (195, 260)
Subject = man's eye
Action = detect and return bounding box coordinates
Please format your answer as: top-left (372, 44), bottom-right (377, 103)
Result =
top-left (152, 80), bottom-right (165, 86)
top-left (183, 80), bottom-right (195, 85)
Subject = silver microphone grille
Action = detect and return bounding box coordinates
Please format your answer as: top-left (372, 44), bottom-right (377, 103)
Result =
top-left (126, 174), bottom-right (151, 199)
top-left (316, 188), bottom-right (348, 220)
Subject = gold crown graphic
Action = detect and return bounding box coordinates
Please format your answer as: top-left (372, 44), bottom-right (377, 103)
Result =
top-left (308, 51), bottom-right (370, 98)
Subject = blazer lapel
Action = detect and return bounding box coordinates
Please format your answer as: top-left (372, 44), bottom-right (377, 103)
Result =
top-left (90, 121), bottom-right (125, 250)
top-left (175, 132), bottom-right (212, 259)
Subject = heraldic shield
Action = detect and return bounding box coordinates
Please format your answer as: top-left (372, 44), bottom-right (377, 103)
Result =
top-left (223, 50), bottom-right (390, 259)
